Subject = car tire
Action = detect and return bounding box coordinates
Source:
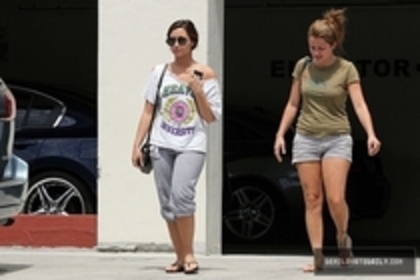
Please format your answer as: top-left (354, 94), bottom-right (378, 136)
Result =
top-left (23, 171), bottom-right (95, 215)
top-left (223, 177), bottom-right (289, 244)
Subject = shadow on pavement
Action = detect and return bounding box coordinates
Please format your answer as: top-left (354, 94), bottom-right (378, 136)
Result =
top-left (0, 264), bottom-right (32, 275)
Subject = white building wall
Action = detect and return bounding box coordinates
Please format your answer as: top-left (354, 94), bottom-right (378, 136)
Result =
top-left (98, 0), bottom-right (223, 253)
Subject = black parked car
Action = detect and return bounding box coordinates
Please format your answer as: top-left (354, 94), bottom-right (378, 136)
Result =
top-left (223, 107), bottom-right (391, 243)
top-left (8, 81), bottom-right (97, 215)
top-left (0, 79), bottom-right (28, 225)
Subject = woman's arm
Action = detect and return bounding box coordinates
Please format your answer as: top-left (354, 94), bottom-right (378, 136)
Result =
top-left (131, 101), bottom-right (154, 167)
top-left (189, 67), bottom-right (218, 123)
top-left (348, 82), bottom-right (376, 138)
top-left (276, 78), bottom-right (301, 137)
top-left (348, 82), bottom-right (381, 156)
top-left (133, 101), bottom-right (154, 148)
top-left (274, 78), bottom-right (301, 162)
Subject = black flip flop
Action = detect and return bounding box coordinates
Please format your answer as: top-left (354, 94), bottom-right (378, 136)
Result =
top-left (184, 261), bottom-right (199, 274)
top-left (165, 262), bottom-right (184, 273)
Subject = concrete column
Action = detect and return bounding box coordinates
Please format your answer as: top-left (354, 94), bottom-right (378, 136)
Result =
top-left (98, 0), bottom-right (224, 254)
top-left (206, 0), bottom-right (224, 255)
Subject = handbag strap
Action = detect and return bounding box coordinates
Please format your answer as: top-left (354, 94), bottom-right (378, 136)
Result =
top-left (145, 64), bottom-right (168, 143)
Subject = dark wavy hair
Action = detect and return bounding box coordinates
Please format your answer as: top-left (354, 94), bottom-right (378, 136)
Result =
top-left (167, 19), bottom-right (199, 50)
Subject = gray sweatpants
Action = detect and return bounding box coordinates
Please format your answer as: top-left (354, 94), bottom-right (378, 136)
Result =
top-left (151, 146), bottom-right (205, 222)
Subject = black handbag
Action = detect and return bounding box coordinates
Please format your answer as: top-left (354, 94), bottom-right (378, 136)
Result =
top-left (139, 64), bottom-right (167, 174)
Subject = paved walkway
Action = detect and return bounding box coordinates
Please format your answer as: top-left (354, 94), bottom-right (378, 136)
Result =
top-left (0, 247), bottom-right (418, 279)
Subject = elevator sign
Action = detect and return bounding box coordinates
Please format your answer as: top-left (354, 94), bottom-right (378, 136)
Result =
top-left (270, 59), bottom-right (419, 78)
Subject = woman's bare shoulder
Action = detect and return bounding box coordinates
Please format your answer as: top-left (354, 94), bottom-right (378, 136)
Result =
top-left (195, 63), bottom-right (216, 79)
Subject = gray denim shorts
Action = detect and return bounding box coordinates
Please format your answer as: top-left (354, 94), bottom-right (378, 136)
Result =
top-left (292, 133), bottom-right (353, 164)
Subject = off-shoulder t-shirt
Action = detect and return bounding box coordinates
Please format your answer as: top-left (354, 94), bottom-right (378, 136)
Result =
top-left (142, 64), bottom-right (222, 152)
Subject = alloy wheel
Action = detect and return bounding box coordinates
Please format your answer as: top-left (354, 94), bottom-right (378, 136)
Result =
top-left (224, 185), bottom-right (276, 240)
top-left (25, 176), bottom-right (87, 215)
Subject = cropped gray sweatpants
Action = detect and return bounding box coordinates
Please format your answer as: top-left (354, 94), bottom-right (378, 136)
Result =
top-left (151, 145), bottom-right (205, 222)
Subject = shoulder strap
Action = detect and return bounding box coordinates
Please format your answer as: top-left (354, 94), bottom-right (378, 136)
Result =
top-left (152, 64), bottom-right (168, 112)
top-left (145, 64), bottom-right (168, 142)
top-left (296, 56), bottom-right (311, 112)
top-left (301, 56), bottom-right (311, 77)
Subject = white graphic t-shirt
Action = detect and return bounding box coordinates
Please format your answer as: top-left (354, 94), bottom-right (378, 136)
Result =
top-left (142, 64), bottom-right (222, 152)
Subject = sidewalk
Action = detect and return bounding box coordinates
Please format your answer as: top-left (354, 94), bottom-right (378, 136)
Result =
top-left (0, 247), bottom-right (418, 280)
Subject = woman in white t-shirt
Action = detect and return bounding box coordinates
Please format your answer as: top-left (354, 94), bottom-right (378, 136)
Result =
top-left (131, 19), bottom-right (222, 274)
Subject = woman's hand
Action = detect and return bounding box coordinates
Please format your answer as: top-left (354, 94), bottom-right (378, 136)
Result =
top-left (186, 73), bottom-right (203, 94)
top-left (131, 146), bottom-right (143, 168)
top-left (274, 134), bottom-right (287, 162)
top-left (177, 70), bottom-right (203, 93)
top-left (367, 135), bottom-right (381, 156)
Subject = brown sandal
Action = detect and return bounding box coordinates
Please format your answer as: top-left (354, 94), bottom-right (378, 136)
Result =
top-left (338, 234), bottom-right (353, 266)
top-left (165, 262), bottom-right (184, 273)
top-left (184, 261), bottom-right (199, 274)
top-left (303, 250), bottom-right (324, 273)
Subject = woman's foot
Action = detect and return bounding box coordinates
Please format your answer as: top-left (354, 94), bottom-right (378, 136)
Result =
top-left (183, 256), bottom-right (199, 274)
top-left (303, 263), bottom-right (315, 273)
top-left (337, 233), bottom-right (353, 266)
top-left (165, 261), bottom-right (184, 273)
top-left (303, 250), bottom-right (324, 273)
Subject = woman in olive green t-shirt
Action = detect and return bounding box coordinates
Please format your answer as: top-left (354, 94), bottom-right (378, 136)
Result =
top-left (274, 8), bottom-right (381, 273)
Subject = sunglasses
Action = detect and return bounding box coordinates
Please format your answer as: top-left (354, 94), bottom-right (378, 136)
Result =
top-left (166, 36), bottom-right (188, 47)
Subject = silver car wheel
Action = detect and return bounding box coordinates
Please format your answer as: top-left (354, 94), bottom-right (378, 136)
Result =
top-left (25, 176), bottom-right (86, 215)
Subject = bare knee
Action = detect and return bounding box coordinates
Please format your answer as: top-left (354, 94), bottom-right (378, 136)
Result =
top-left (304, 192), bottom-right (323, 212)
top-left (327, 195), bottom-right (346, 210)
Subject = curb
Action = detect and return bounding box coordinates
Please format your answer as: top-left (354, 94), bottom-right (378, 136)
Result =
top-left (0, 215), bottom-right (96, 248)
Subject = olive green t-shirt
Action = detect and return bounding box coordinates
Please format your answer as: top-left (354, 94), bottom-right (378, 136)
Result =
top-left (292, 56), bottom-right (360, 137)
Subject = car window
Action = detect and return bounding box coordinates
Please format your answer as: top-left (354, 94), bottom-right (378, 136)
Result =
top-left (57, 115), bottom-right (77, 127)
top-left (9, 86), bottom-right (65, 130)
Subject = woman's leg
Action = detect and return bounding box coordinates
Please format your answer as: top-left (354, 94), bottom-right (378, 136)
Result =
top-left (166, 222), bottom-right (184, 270)
top-left (322, 157), bottom-right (352, 265)
top-left (322, 134), bottom-right (353, 264)
top-left (322, 158), bottom-right (350, 239)
top-left (176, 215), bottom-right (195, 268)
top-left (171, 151), bottom-right (205, 273)
top-left (151, 147), bottom-right (184, 271)
top-left (296, 161), bottom-right (324, 272)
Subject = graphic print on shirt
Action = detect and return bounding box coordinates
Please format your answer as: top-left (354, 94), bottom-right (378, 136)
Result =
top-left (308, 76), bottom-right (326, 88)
top-left (160, 83), bottom-right (197, 137)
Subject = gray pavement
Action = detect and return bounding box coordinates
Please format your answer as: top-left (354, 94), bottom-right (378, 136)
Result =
top-left (0, 247), bottom-right (418, 279)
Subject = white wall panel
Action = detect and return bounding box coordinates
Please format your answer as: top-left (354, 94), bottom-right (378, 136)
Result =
top-left (98, 0), bottom-right (218, 252)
